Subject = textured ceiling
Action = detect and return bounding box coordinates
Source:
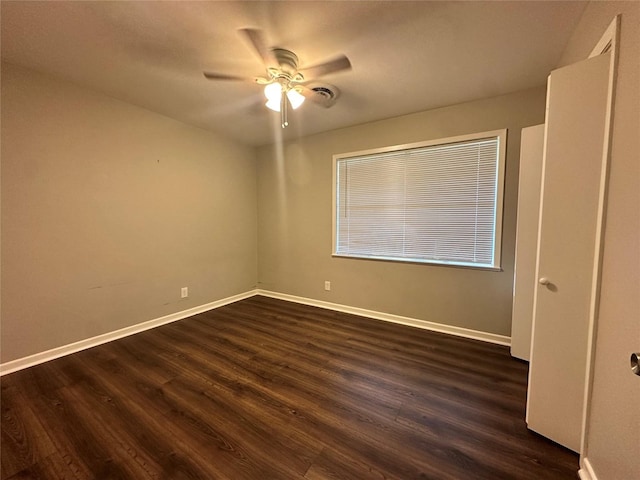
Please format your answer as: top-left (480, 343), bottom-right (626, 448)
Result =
top-left (1, 1), bottom-right (587, 146)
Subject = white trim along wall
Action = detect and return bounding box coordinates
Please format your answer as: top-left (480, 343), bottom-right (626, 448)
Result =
top-left (0, 291), bottom-right (256, 376)
top-left (0, 290), bottom-right (510, 376)
top-left (578, 458), bottom-right (598, 480)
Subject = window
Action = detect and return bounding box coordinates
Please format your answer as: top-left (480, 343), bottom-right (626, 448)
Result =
top-left (333, 130), bottom-right (507, 270)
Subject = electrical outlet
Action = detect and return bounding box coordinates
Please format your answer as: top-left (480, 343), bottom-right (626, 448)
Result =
top-left (324, 281), bottom-right (331, 291)
top-left (181, 287), bottom-right (188, 298)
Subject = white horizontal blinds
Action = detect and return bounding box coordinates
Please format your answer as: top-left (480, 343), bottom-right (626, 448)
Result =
top-left (336, 137), bottom-right (500, 267)
top-left (337, 151), bottom-right (407, 257)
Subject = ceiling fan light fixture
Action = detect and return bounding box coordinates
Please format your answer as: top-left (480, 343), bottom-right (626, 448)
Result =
top-left (264, 82), bottom-right (282, 111)
top-left (287, 88), bottom-right (305, 110)
top-left (265, 97), bottom-right (281, 112)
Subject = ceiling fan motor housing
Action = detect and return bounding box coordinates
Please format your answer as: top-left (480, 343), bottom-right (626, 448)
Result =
top-left (272, 48), bottom-right (299, 76)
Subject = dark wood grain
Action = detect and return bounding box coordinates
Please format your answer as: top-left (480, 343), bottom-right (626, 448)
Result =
top-left (1, 296), bottom-right (578, 479)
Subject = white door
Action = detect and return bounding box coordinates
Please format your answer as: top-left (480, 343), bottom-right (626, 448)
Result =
top-left (511, 124), bottom-right (545, 361)
top-left (526, 52), bottom-right (611, 452)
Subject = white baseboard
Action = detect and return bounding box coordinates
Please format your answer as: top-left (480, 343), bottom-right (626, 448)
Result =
top-left (256, 289), bottom-right (511, 347)
top-left (578, 457), bottom-right (598, 480)
top-left (1, 288), bottom-right (510, 376)
top-left (0, 289), bottom-right (258, 376)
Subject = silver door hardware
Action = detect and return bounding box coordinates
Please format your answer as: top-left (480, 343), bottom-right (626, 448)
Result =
top-left (538, 277), bottom-right (550, 285)
top-left (631, 353), bottom-right (640, 377)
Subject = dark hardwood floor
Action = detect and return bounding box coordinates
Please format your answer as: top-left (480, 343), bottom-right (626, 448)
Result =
top-left (1, 296), bottom-right (578, 479)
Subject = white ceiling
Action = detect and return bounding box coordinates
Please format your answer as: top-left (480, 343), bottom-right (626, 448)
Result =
top-left (1, 1), bottom-right (587, 146)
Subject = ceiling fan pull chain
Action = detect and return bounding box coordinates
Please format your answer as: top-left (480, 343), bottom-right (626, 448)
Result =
top-left (281, 93), bottom-right (289, 128)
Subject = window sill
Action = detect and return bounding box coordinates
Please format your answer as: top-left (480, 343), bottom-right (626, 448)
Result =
top-left (331, 253), bottom-right (503, 272)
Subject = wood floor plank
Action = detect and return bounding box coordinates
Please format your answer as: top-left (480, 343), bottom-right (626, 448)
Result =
top-left (396, 397), bottom-right (574, 480)
top-left (23, 386), bottom-right (131, 479)
top-left (0, 386), bottom-right (57, 478)
top-left (75, 352), bottom-right (236, 479)
top-left (304, 446), bottom-right (403, 480)
top-left (1, 296), bottom-right (578, 479)
top-left (140, 326), bottom-right (328, 469)
top-left (4, 451), bottom-right (86, 480)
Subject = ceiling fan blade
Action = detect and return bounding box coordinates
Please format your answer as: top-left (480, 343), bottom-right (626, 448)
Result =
top-left (298, 55), bottom-right (351, 79)
top-left (203, 72), bottom-right (270, 84)
top-left (239, 28), bottom-right (279, 70)
top-left (203, 71), bottom-right (248, 81)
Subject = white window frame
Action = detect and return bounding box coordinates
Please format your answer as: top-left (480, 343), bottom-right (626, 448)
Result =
top-left (332, 129), bottom-right (507, 270)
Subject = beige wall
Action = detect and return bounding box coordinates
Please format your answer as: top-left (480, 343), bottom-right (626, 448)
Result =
top-left (1, 63), bottom-right (258, 363)
top-left (558, 2), bottom-right (639, 478)
top-left (256, 87), bottom-right (546, 336)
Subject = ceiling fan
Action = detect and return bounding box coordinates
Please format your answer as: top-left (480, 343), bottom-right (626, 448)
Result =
top-left (203, 28), bottom-right (351, 128)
